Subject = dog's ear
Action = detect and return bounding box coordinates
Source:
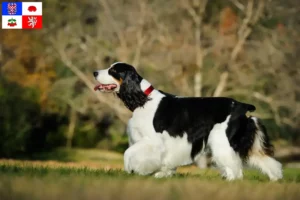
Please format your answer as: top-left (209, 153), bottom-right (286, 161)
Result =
top-left (117, 71), bottom-right (150, 112)
top-left (121, 70), bottom-right (141, 91)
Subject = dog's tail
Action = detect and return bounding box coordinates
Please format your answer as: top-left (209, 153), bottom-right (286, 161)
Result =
top-left (232, 101), bottom-right (256, 118)
top-left (243, 103), bottom-right (256, 113)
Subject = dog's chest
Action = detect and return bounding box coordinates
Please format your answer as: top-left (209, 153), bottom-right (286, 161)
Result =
top-left (130, 110), bottom-right (194, 167)
top-left (131, 106), bottom-right (157, 137)
top-left (130, 95), bottom-right (163, 137)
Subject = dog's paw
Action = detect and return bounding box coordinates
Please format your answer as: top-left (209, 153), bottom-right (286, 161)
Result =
top-left (154, 171), bottom-right (174, 178)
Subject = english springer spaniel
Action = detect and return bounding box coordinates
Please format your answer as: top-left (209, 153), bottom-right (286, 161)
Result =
top-left (93, 62), bottom-right (282, 181)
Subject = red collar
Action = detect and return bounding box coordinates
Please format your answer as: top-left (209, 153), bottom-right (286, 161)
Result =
top-left (144, 85), bottom-right (154, 96)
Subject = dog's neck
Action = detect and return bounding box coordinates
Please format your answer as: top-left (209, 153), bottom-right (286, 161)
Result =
top-left (140, 79), bottom-right (154, 96)
top-left (117, 79), bottom-right (154, 112)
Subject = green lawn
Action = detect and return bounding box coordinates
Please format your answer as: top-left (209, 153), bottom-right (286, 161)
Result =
top-left (0, 158), bottom-right (300, 200)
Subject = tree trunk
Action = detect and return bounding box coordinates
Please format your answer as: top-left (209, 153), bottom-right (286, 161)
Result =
top-left (66, 107), bottom-right (77, 149)
top-left (194, 14), bottom-right (203, 97)
top-left (192, 0), bottom-right (208, 168)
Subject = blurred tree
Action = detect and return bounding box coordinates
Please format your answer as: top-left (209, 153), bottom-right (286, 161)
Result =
top-left (43, 0), bottom-right (299, 142)
top-left (1, 0), bottom-right (299, 157)
top-left (0, 77), bottom-right (36, 157)
top-left (1, 30), bottom-right (56, 109)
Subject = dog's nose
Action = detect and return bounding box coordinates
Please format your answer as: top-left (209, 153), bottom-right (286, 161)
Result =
top-left (93, 71), bottom-right (98, 77)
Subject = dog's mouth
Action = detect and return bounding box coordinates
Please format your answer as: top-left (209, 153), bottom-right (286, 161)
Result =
top-left (94, 83), bottom-right (117, 92)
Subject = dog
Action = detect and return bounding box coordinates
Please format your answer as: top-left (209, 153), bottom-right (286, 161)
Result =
top-left (93, 62), bottom-right (283, 181)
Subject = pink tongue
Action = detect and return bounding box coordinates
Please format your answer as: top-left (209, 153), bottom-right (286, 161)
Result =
top-left (94, 84), bottom-right (117, 91)
top-left (109, 85), bottom-right (117, 89)
top-left (94, 84), bottom-right (102, 91)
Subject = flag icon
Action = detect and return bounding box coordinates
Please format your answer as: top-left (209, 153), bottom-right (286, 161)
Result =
top-left (7, 18), bottom-right (17, 27)
top-left (22, 16), bottom-right (42, 29)
top-left (2, 2), bottom-right (22, 15)
top-left (22, 2), bottom-right (42, 16)
top-left (7, 3), bottom-right (17, 15)
top-left (2, 2), bottom-right (42, 29)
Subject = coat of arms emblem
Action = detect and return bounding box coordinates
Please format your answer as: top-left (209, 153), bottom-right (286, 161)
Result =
top-left (7, 18), bottom-right (17, 27)
top-left (7, 3), bottom-right (17, 15)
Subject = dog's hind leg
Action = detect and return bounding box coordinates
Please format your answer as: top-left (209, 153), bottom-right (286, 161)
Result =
top-left (246, 118), bottom-right (282, 181)
top-left (248, 154), bottom-right (282, 181)
top-left (208, 116), bottom-right (243, 181)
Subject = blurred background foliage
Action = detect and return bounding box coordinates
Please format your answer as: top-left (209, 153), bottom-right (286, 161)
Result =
top-left (0, 0), bottom-right (299, 159)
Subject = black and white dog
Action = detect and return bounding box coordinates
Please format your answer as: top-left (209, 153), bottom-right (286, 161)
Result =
top-left (93, 62), bottom-right (282, 181)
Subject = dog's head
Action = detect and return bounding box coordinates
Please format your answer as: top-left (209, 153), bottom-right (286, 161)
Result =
top-left (93, 62), bottom-right (152, 111)
top-left (93, 62), bottom-right (136, 93)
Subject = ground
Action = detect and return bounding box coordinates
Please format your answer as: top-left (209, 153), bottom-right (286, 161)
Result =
top-left (0, 149), bottom-right (300, 200)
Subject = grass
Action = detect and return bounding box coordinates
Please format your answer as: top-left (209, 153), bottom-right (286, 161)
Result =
top-left (0, 149), bottom-right (300, 200)
top-left (29, 148), bottom-right (124, 163)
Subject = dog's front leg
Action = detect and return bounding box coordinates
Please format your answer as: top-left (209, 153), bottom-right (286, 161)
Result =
top-left (126, 118), bottom-right (144, 146)
top-left (124, 138), bottom-right (163, 176)
top-left (154, 166), bottom-right (177, 178)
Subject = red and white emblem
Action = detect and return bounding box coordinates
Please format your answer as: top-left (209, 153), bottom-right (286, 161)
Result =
top-left (7, 3), bottom-right (17, 15)
top-left (28, 6), bottom-right (37, 12)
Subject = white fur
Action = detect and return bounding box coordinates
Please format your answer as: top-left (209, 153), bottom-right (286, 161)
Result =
top-left (248, 155), bottom-right (283, 181)
top-left (207, 115), bottom-right (243, 180)
top-left (94, 63), bottom-right (126, 92)
top-left (160, 132), bottom-right (193, 168)
top-left (193, 141), bottom-right (208, 169)
top-left (140, 79), bottom-right (152, 91)
top-left (94, 68), bottom-right (121, 92)
top-left (124, 136), bottom-right (164, 175)
top-left (247, 117), bottom-right (283, 181)
top-left (95, 69), bottom-right (113, 85)
top-left (126, 118), bottom-right (143, 146)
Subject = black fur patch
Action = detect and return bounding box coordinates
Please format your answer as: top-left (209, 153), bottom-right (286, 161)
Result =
top-left (108, 63), bottom-right (139, 82)
top-left (226, 115), bottom-right (256, 159)
top-left (111, 63), bottom-right (150, 111)
top-left (226, 116), bottom-right (274, 159)
top-left (153, 96), bottom-right (256, 159)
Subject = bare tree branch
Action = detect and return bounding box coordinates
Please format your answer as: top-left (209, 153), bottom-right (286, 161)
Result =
top-left (229, 0), bottom-right (245, 11)
top-left (253, 92), bottom-right (281, 125)
top-left (132, 1), bottom-right (147, 68)
top-left (182, 0), bottom-right (208, 97)
top-left (66, 107), bottom-right (77, 148)
top-left (213, 72), bottom-right (229, 97)
top-left (49, 37), bottom-right (130, 123)
top-left (230, 0), bottom-right (265, 62)
top-left (99, 0), bottom-right (128, 50)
